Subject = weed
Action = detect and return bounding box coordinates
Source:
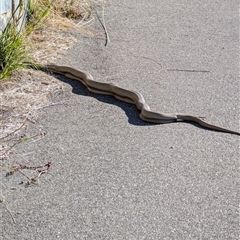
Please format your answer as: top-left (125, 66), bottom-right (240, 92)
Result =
top-left (0, 21), bottom-right (28, 79)
top-left (27, 0), bottom-right (52, 33)
top-left (0, 0), bottom-right (53, 79)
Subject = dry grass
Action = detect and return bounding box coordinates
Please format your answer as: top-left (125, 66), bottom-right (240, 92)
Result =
top-left (28, 28), bottom-right (78, 64)
top-left (26, 0), bottom-right (108, 63)
top-left (1, 1), bottom-right (108, 223)
top-left (0, 69), bottom-right (64, 136)
top-left (1, 0), bottom-right (107, 136)
top-left (28, 0), bottom-right (101, 63)
top-left (0, 0), bottom-right (107, 179)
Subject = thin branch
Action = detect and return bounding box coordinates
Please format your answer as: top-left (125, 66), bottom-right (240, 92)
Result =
top-left (34, 100), bottom-right (69, 110)
top-left (0, 112), bottom-right (30, 141)
top-left (130, 53), bottom-right (164, 71)
top-left (167, 68), bottom-right (210, 73)
top-left (1, 199), bottom-right (16, 224)
top-left (96, 4), bottom-right (110, 46)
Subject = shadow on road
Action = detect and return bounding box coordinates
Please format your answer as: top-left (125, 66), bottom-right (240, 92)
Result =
top-left (52, 73), bottom-right (151, 126)
top-left (50, 73), bottom-right (218, 133)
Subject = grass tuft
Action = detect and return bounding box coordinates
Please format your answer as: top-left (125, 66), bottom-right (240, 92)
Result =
top-left (0, 22), bottom-right (28, 79)
top-left (0, 0), bottom-right (101, 79)
top-left (27, 0), bottom-right (52, 33)
top-left (0, 0), bottom-right (54, 79)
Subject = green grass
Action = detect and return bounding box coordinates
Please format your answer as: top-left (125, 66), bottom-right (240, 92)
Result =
top-left (27, 0), bottom-right (52, 33)
top-left (0, 0), bottom-right (52, 79)
top-left (0, 0), bottom-right (100, 79)
top-left (0, 20), bottom-right (28, 79)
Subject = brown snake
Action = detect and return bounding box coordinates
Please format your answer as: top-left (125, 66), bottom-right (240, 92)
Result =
top-left (36, 64), bottom-right (240, 136)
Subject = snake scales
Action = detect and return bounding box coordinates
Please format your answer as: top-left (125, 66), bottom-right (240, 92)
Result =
top-left (36, 64), bottom-right (240, 136)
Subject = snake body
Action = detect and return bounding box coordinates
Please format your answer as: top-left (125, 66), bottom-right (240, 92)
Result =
top-left (37, 64), bottom-right (240, 136)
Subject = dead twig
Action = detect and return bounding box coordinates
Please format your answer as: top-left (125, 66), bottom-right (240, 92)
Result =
top-left (130, 53), bottom-right (164, 71)
top-left (167, 68), bottom-right (210, 73)
top-left (96, 4), bottom-right (110, 46)
top-left (31, 161), bottom-right (53, 182)
top-left (0, 112), bottom-right (30, 141)
top-left (1, 198), bottom-right (16, 224)
top-left (34, 100), bottom-right (69, 110)
top-left (5, 161), bottom-right (54, 186)
top-left (0, 131), bottom-right (45, 159)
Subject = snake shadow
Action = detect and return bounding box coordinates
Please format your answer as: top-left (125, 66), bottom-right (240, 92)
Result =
top-left (53, 73), bottom-right (149, 126)
top-left (52, 73), bottom-right (207, 130)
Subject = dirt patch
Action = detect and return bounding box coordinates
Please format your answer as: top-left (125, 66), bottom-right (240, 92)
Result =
top-left (0, 69), bottom-right (64, 137)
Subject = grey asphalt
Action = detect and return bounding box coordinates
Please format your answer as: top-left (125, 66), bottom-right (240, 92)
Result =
top-left (2, 0), bottom-right (239, 239)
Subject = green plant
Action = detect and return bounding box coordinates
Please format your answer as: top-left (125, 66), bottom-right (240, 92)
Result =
top-left (0, 0), bottom-right (53, 79)
top-left (27, 0), bottom-right (52, 33)
top-left (0, 19), bottom-right (28, 79)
